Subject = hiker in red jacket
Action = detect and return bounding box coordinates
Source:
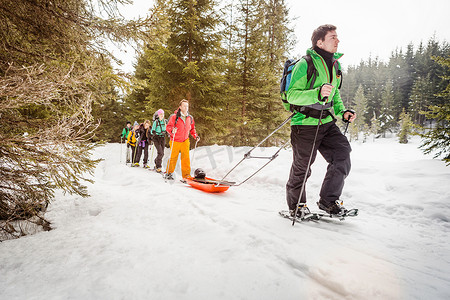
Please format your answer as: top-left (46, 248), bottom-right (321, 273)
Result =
top-left (165, 99), bottom-right (199, 180)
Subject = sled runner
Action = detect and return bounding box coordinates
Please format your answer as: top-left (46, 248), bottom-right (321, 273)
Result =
top-left (183, 176), bottom-right (233, 193)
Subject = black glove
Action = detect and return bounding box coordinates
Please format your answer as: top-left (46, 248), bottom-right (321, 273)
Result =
top-left (342, 109), bottom-right (355, 123)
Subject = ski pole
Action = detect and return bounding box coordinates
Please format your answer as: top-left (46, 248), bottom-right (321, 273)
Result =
top-left (149, 141), bottom-right (155, 168)
top-left (126, 144), bottom-right (131, 164)
top-left (120, 136), bottom-right (123, 164)
top-left (165, 127), bottom-right (178, 174)
top-left (292, 108), bottom-right (324, 226)
top-left (343, 122), bottom-right (350, 135)
top-left (133, 136), bottom-right (140, 165)
top-left (343, 109), bottom-right (355, 136)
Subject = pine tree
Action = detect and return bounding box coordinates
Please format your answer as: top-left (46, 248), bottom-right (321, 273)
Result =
top-left (369, 113), bottom-right (380, 141)
top-left (379, 80), bottom-right (397, 137)
top-left (418, 56), bottom-right (450, 165)
top-left (398, 108), bottom-right (413, 144)
top-left (92, 96), bottom-right (129, 143)
top-left (128, 0), bottom-right (226, 144)
top-left (348, 122), bottom-right (359, 142)
top-left (409, 75), bottom-right (434, 126)
top-left (224, 0), bottom-right (292, 146)
top-left (256, 0), bottom-right (293, 146)
top-left (0, 0), bottom-right (165, 239)
top-left (220, 1), bottom-right (242, 145)
top-left (389, 48), bottom-right (411, 115)
top-left (340, 65), bottom-right (358, 109)
top-left (353, 85), bottom-right (368, 139)
top-left (341, 38), bottom-right (449, 134)
top-left (228, 0), bottom-right (269, 145)
top-left (362, 57), bottom-right (387, 122)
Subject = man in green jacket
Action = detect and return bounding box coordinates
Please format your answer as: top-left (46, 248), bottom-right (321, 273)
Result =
top-left (286, 24), bottom-right (356, 216)
top-left (121, 121), bottom-right (132, 163)
top-left (121, 121), bottom-right (132, 140)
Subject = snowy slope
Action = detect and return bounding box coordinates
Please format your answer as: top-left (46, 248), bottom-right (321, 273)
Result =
top-left (0, 137), bottom-right (449, 300)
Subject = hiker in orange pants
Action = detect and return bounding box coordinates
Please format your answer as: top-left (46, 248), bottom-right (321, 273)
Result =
top-left (167, 139), bottom-right (191, 178)
top-left (165, 99), bottom-right (200, 180)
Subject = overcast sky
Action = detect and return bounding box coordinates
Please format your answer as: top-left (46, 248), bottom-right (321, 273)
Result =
top-left (114, 0), bottom-right (450, 73)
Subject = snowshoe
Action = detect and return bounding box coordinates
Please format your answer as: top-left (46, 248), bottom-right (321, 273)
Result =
top-left (317, 200), bottom-right (348, 216)
top-left (280, 200), bottom-right (358, 224)
top-left (279, 208), bottom-right (318, 223)
top-left (164, 173), bottom-right (174, 180)
top-left (290, 203), bottom-right (311, 219)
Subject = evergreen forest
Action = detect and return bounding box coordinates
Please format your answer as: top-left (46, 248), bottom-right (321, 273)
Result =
top-left (1, 0), bottom-right (448, 238)
top-left (124, 0), bottom-right (449, 151)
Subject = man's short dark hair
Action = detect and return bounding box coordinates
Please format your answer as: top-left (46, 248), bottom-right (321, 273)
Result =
top-left (311, 24), bottom-right (337, 47)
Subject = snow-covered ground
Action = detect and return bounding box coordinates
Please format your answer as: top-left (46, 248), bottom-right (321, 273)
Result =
top-left (1, 136), bottom-right (449, 300)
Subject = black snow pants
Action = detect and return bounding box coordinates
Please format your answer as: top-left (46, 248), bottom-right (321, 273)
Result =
top-left (153, 135), bottom-right (165, 169)
top-left (286, 121), bottom-right (351, 211)
top-left (135, 140), bottom-right (149, 165)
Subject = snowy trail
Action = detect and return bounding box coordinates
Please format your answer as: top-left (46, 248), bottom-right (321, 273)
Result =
top-left (1, 138), bottom-right (449, 299)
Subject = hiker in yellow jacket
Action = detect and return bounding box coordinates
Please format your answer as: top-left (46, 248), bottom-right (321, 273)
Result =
top-left (127, 123), bottom-right (140, 165)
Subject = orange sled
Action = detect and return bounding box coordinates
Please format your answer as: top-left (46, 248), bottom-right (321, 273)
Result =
top-left (183, 177), bottom-right (234, 193)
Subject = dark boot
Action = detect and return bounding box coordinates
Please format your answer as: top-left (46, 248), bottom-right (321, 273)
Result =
top-left (318, 200), bottom-right (347, 215)
top-left (290, 203), bottom-right (311, 219)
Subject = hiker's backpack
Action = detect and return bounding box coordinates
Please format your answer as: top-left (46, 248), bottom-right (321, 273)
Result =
top-left (280, 55), bottom-right (342, 112)
top-left (127, 131), bottom-right (137, 147)
top-left (280, 55), bottom-right (317, 112)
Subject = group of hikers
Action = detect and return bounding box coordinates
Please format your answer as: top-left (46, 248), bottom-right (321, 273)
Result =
top-left (120, 24), bottom-right (357, 217)
top-left (120, 99), bottom-right (200, 181)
